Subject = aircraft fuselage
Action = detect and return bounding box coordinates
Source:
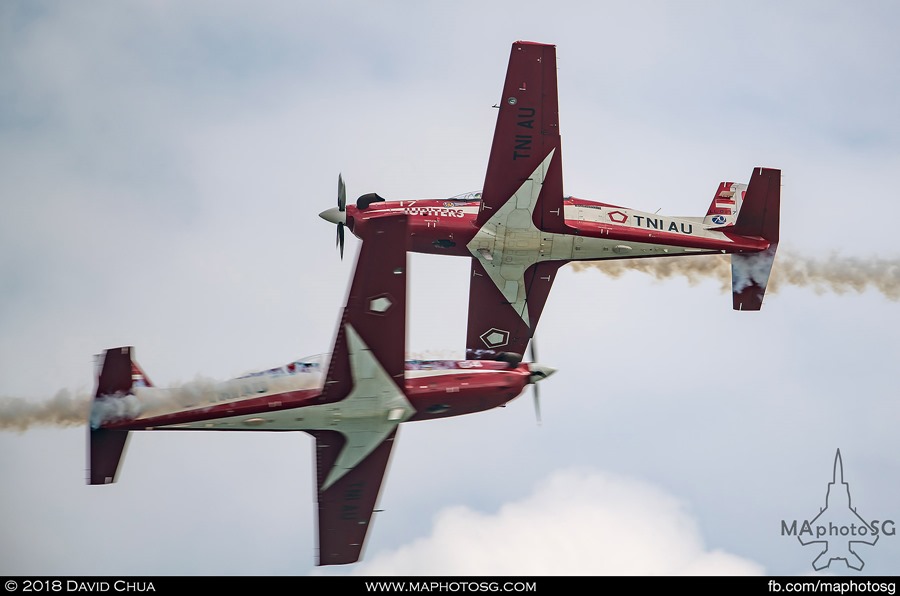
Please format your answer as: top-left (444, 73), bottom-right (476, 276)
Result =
top-left (345, 196), bottom-right (770, 263)
top-left (95, 359), bottom-right (532, 432)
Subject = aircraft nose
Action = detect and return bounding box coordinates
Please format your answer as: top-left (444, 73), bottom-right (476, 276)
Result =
top-left (319, 207), bottom-right (346, 225)
top-left (528, 363), bottom-right (557, 383)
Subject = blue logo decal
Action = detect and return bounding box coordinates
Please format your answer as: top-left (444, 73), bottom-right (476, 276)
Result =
top-left (711, 215), bottom-right (726, 225)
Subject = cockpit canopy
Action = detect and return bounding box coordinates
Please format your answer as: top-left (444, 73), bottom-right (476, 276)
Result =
top-left (448, 191), bottom-right (482, 202)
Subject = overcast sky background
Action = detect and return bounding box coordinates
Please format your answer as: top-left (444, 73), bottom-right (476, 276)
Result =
top-left (2, 1), bottom-right (898, 577)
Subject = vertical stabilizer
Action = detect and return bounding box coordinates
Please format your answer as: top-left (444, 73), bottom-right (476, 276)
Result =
top-left (702, 181), bottom-right (745, 227)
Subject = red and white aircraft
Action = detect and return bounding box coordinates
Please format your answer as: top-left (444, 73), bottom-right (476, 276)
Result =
top-left (320, 41), bottom-right (781, 360)
top-left (87, 215), bottom-right (555, 566)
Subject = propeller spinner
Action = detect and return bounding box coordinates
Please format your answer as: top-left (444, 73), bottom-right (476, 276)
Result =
top-left (319, 175), bottom-right (389, 260)
top-left (319, 174), bottom-right (348, 259)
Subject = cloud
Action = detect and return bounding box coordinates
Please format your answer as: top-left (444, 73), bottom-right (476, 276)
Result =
top-left (351, 468), bottom-right (765, 575)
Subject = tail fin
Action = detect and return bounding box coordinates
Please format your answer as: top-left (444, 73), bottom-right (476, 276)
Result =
top-left (702, 181), bottom-right (746, 227)
top-left (87, 346), bottom-right (148, 485)
top-left (730, 167), bottom-right (780, 243)
top-left (729, 167), bottom-right (781, 310)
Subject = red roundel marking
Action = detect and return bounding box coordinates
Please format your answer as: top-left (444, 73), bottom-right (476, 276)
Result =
top-left (607, 210), bottom-right (628, 224)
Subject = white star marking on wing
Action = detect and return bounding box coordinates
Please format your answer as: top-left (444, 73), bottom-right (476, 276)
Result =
top-left (321, 323), bottom-right (415, 490)
top-left (466, 149), bottom-right (556, 327)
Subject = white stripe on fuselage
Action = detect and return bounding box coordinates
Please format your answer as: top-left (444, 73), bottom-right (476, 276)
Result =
top-left (139, 324), bottom-right (415, 490)
top-left (464, 149), bottom-right (740, 327)
top-left (126, 365), bottom-right (504, 424)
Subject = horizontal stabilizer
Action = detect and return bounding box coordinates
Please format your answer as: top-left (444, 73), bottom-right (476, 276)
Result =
top-left (728, 167), bottom-right (780, 311)
top-left (732, 244), bottom-right (777, 311)
top-left (87, 346), bottom-right (141, 485)
top-left (88, 428), bottom-right (129, 484)
top-left (95, 346), bottom-right (134, 396)
top-left (729, 167), bottom-right (780, 243)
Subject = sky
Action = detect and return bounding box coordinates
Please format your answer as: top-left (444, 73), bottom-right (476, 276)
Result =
top-left (2, 0), bottom-right (899, 577)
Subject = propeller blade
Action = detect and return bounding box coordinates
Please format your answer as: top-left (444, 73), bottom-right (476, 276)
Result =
top-left (338, 174), bottom-right (347, 212)
top-left (529, 338), bottom-right (541, 426)
top-left (528, 337), bottom-right (538, 363)
top-left (337, 223), bottom-right (345, 259)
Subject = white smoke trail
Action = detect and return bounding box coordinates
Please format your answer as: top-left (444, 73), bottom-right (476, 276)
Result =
top-left (8, 251), bottom-right (893, 432)
top-left (570, 254), bottom-right (732, 290)
top-left (569, 251), bottom-right (900, 301)
top-left (90, 372), bottom-right (326, 429)
top-left (3, 371), bottom-right (326, 433)
top-left (0, 389), bottom-right (92, 432)
top-left (770, 252), bottom-right (900, 299)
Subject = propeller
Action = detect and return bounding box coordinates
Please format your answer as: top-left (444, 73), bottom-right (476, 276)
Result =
top-left (525, 337), bottom-right (557, 426)
top-left (320, 175), bottom-right (389, 260)
top-left (336, 174), bottom-right (346, 259)
top-left (490, 339), bottom-right (552, 425)
top-left (529, 338), bottom-right (542, 425)
top-left (319, 174), bottom-right (349, 258)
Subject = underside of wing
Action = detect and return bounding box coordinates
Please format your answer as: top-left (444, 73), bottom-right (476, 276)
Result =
top-left (320, 215), bottom-right (409, 405)
top-left (477, 41), bottom-right (568, 234)
top-left (465, 258), bottom-right (564, 360)
top-left (308, 429), bottom-right (398, 566)
top-left (309, 214), bottom-right (413, 565)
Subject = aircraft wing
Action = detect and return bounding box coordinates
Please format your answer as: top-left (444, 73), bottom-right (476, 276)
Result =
top-left (466, 41), bottom-right (572, 359)
top-left (319, 214), bottom-right (409, 405)
top-left (309, 428), bottom-right (398, 566)
top-left (311, 214), bottom-right (415, 565)
top-left (466, 259), bottom-right (565, 359)
top-left (476, 41), bottom-right (568, 234)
